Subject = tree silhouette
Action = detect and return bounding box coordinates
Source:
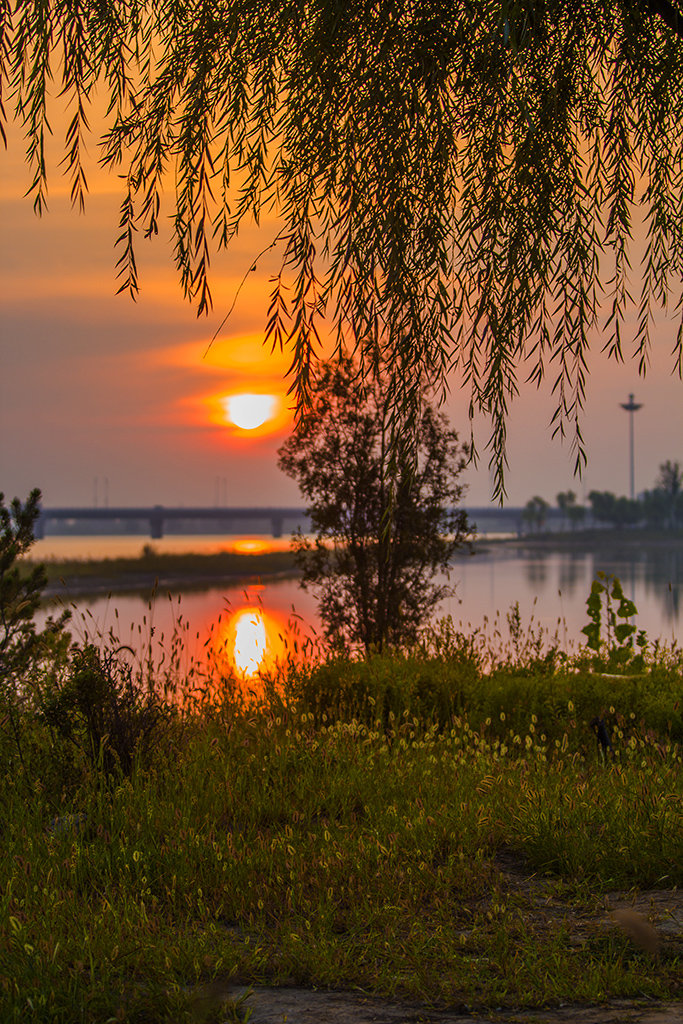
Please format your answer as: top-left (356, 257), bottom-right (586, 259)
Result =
top-left (277, 357), bottom-right (471, 653)
top-left (4, 1), bottom-right (683, 493)
top-left (522, 496), bottom-right (549, 533)
top-left (656, 460), bottom-right (683, 498)
top-left (0, 490), bottom-right (70, 772)
top-left (556, 490), bottom-right (586, 530)
top-left (642, 459), bottom-right (683, 526)
top-left (587, 490), bottom-right (641, 527)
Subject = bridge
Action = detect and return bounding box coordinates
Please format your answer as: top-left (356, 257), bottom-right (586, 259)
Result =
top-left (34, 505), bottom-right (568, 539)
top-left (35, 506), bottom-right (310, 540)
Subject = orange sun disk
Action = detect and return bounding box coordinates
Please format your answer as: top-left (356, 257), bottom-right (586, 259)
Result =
top-left (224, 393), bottom-right (277, 430)
top-left (206, 389), bottom-right (291, 437)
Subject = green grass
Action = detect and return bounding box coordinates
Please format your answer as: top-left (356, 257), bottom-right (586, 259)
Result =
top-left (34, 547), bottom-right (299, 592)
top-left (0, 641), bottom-right (681, 1022)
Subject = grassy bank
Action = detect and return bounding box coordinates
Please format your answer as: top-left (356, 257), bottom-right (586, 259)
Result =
top-left (1, 637), bottom-right (681, 1022)
top-left (35, 547), bottom-right (300, 595)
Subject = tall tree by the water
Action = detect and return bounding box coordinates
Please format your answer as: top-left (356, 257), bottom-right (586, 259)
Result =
top-left (277, 357), bottom-right (471, 653)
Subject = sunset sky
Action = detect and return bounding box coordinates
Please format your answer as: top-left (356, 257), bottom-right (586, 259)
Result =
top-left (1, 113), bottom-right (681, 512)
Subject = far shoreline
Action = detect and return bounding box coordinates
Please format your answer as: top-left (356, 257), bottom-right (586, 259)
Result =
top-left (470, 525), bottom-right (683, 553)
top-left (37, 548), bottom-right (301, 599)
top-left (32, 526), bottom-right (683, 598)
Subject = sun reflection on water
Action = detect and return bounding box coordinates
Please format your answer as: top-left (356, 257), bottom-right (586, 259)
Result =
top-left (209, 597), bottom-right (294, 682)
top-left (232, 607), bottom-right (268, 675)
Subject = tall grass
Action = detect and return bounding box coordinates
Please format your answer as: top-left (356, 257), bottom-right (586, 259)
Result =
top-left (0, 622), bottom-right (681, 1022)
top-left (288, 614), bottom-right (683, 745)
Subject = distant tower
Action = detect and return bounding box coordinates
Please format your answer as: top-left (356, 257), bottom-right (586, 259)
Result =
top-left (619, 393), bottom-right (643, 500)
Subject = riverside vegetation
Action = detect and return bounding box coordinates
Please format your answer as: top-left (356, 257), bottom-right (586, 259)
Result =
top-left (39, 546), bottom-right (299, 595)
top-left (1, 496), bottom-right (682, 1022)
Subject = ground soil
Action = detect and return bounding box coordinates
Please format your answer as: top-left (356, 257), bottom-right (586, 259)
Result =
top-left (230, 986), bottom-right (683, 1024)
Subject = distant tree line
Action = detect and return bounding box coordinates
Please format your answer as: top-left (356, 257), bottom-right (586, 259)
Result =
top-left (522, 460), bottom-right (683, 532)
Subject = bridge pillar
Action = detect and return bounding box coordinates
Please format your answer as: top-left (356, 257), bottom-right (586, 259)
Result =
top-left (271, 513), bottom-right (283, 538)
top-left (149, 507), bottom-right (164, 539)
top-left (34, 513), bottom-right (46, 540)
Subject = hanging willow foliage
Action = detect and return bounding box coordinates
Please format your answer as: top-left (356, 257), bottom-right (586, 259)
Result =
top-left (3, 0), bottom-right (683, 496)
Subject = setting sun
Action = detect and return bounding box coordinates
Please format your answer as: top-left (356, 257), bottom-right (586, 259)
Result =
top-left (203, 386), bottom-right (292, 438)
top-left (224, 393), bottom-right (278, 430)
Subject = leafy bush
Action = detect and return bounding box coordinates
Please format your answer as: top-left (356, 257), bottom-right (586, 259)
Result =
top-left (41, 642), bottom-right (170, 778)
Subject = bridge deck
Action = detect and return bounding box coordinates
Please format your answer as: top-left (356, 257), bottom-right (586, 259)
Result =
top-left (34, 505), bottom-right (560, 539)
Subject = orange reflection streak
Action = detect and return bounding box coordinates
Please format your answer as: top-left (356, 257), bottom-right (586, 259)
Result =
top-left (233, 608), bottom-right (268, 675)
top-left (210, 602), bottom-right (291, 681)
top-left (232, 538), bottom-right (272, 554)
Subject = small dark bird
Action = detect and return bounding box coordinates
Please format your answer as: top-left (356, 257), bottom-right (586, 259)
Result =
top-left (590, 716), bottom-right (614, 758)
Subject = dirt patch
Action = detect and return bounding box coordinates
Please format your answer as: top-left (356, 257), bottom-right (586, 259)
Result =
top-left (493, 847), bottom-right (683, 954)
top-left (231, 987), bottom-right (683, 1024)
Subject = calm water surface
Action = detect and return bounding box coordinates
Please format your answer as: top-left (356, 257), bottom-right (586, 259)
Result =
top-left (36, 534), bottom-right (681, 678)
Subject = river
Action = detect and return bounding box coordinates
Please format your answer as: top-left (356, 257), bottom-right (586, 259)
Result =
top-left (34, 533), bottom-right (681, 679)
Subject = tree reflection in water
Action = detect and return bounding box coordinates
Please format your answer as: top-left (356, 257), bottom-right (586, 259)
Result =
top-left (517, 544), bottom-right (681, 628)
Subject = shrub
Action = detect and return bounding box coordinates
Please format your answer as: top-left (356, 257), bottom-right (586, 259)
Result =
top-left (41, 642), bottom-right (169, 778)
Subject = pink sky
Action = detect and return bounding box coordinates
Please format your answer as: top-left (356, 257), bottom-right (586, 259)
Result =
top-left (1, 116), bottom-right (681, 511)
